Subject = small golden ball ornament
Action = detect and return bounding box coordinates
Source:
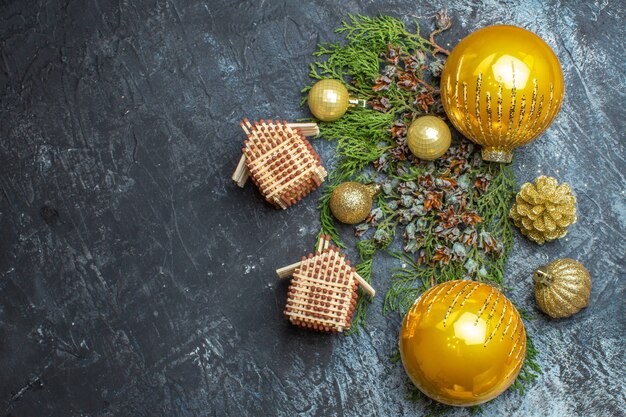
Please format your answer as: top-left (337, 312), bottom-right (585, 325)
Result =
top-left (307, 79), bottom-right (350, 122)
top-left (406, 116), bottom-right (452, 160)
top-left (440, 25), bottom-right (565, 162)
top-left (329, 182), bottom-right (380, 224)
top-left (400, 280), bottom-right (526, 406)
top-left (534, 258), bottom-right (592, 318)
top-left (510, 176), bottom-right (577, 244)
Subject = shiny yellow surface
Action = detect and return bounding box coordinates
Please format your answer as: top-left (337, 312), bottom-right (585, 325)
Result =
top-left (400, 280), bottom-right (526, 406)
top-left (441, 25), bottom-right (564, 162)
top-left (407, 116), bottom-right (452, 160)
top-left (307, 79), bottom-right (350, 121)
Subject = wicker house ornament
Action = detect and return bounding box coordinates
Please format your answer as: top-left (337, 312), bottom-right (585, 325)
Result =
top-left (276, 235), bottom-right (376, 332)
top-left (232, 119), bottom-right (326, 209)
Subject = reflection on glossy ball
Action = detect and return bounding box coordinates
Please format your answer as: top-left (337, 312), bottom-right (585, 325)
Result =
top-left (307, 79), bottom-right (350, 122)
top-left (441, 25), bottom-right (565, 163)
top-left (407, 116), bottom-right (451, 160)
top-left (400, 280), bottom-right (526, 406)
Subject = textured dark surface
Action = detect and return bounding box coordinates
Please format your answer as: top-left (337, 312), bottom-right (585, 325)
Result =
top-left (0, 1), bottom-right (625, 416)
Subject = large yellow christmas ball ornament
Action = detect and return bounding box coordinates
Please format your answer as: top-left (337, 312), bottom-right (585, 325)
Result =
top-left (400, 280), bottom-right (526, 406)
top-left (407, 116), bottom-right (451, 160)
top-left (441, 25), bottom-right (565, 163)
top-left (307, 79), bottom-right (350, 122)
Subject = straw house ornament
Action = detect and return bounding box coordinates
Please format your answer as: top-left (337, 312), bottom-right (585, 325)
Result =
top-left (276, 235), bottom-right (376, 332)
top-left (232, 119), bottom-right (327, 209)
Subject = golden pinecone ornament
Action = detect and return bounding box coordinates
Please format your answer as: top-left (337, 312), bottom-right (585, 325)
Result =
top-left (510, 176), bottom-right (577, 244)
top-left (534, 258), bottom-right (592, 318)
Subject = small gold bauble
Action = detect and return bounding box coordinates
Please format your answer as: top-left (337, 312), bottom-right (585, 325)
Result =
top-left (441, 25), bottom-right (565, 162)
top-left (400, 280), bottom-right (526, 406)
top-left (407, 116), bottom-right (452, 160)
top-left (510, 176), bottom-right (577, 244)
top-left (307, 79), bottom-right (350, 122)
top-left (329, 182), bottom-right (379, 224)
top-left (534, 258), bottom-right (591, 318)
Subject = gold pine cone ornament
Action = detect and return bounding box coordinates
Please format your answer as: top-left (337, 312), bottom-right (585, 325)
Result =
top-left (510, 176), bottom-right (576, 244)
top-left (534, 258), bottom-right (591, 318)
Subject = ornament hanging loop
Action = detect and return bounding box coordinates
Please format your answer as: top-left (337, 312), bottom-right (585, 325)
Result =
top-left (366, 183), bottom-right (382, 198)
top-left (482, 148), bottom-right (513, 163)
top-left (348, 97), bottom-right (367, 108)
top-left (533, 266), bottom-right (552, 286)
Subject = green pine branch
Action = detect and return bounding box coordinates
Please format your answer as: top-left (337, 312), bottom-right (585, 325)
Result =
top-left (303, 14), bottom-right (540, 400)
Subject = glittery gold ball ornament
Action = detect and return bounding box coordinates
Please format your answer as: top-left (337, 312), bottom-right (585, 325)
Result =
top-left (400, 280), bottom-right (526, 406)
top-left (534, 258), bottom-right (591, 318)
top-left (329, 182), bottom-right (380, 224)
top-left (510, 176), bottom-right (577, 244)
top-left (441, 26), bottom-right (565, 163)
top-left (307, 79), bottom-right (350, 122)
top-left (407, 116), bottom-right (451, 160)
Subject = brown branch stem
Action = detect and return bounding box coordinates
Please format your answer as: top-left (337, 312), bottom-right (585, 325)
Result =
top-left (430, 29), bottom-right (451, 57)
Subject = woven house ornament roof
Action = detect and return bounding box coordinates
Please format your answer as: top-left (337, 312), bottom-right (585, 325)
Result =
top-left (232, 119), bottom-right (326, 209)
top-left (276, 235), bottom-right (376, 332)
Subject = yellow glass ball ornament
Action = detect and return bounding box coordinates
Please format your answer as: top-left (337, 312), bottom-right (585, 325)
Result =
top-left (400, 280), bottom-right (526, 406)
top-left (308, 79), bottom-right (364, 122)
top-left (441, 25), bottom-right (565, 163)
top-left (407, 116), bottom-right (452, 160)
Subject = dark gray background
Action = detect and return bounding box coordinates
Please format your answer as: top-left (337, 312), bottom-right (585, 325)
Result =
top-left (0, 0), bottom-right (624, 416)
